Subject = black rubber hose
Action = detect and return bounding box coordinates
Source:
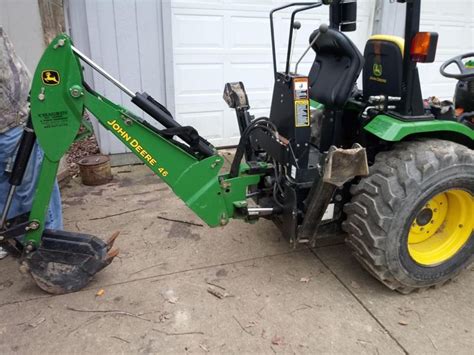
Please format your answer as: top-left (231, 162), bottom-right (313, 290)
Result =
top-left (229, 121), bottom-right (276, 178)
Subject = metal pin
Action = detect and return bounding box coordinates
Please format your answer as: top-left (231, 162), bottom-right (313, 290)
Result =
top-left (38, 87), bottom-right (45, 101)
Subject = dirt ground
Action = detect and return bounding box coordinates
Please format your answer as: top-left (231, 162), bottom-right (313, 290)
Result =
top-left (1, 160), bottom-right (473, 354)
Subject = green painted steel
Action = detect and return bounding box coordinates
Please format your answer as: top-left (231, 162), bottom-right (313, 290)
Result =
top-left (30, 35), bottom-right (85, 162)
top-left (364, 114), bottom-right (474, 141)
top-left (25, 158), bottom-right (60, 244)
top-left (26, 35), bottom-right (85, 244)
top-left (83, 90), bottom-right (262, 227)
top-left (25, 34), bottom-right (264, 246)
top-left (310, 99), bottom-right (324, 110)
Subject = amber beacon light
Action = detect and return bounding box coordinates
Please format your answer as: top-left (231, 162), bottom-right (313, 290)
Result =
top-left (410, 32), bottom-right (438, 62)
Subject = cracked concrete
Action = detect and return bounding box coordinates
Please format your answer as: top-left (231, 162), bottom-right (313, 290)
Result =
top-left (0, 164), bottom-right (472, 354)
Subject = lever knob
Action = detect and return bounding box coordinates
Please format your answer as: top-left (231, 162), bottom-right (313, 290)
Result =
top-left (293, 21), bottom-right (302, 30)
top-left (319, 23), bottom-right (329, 33)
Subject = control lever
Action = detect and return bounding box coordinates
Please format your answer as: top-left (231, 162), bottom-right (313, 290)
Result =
top-left (288, 21), bottom-right (302, 74)
top-left (294, 23), bottom-right (329, 75)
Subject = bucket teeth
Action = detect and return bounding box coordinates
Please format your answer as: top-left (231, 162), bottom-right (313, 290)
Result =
top-left (106, 231), bottom-right (120, 251)
top-left (106, 247), bottom-right (120, 262)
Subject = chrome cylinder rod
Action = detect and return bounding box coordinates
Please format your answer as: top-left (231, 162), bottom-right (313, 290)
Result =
top-left (247, 207), bottom-right (275, 216)
top-left (0, 186), bottom-right (16, 228)
top-left (71, 45), bottom-right (135, 98)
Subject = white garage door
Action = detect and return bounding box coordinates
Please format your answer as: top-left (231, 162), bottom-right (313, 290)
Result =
top-left (168, 0), bottom-right (375, 146)
top-left (375, 0), bottom-right (473, 100)
top-left (418, 0), bottom-right (474, 99)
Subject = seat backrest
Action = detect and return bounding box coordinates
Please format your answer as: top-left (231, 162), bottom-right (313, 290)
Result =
top-left (308, 28), bottom-right (364, 108)
top-left (363, 35), bottom-right (404, 99)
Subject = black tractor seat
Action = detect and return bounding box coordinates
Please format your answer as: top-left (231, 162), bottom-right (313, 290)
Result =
top-left (363, 35), bottom-right (405, 99)
top-left (308, 28), bottom-right (364, 108)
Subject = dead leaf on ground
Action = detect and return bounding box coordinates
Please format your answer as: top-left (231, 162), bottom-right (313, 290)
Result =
top-left (158, 312), bottom-right (172, 322)
top-left (350, 281), bottom-right (361, 289)
top-left (28, 317), bottom-right (46, 328)
top-left (245, 321), bottom-right (258, 328)
top-left (398, 320), bottom-right (409, 326)
top-left (162, 290), bottom-right (179, 304)
top-left (167, 296), bottom-right (178, 304)
top-left (271, 335), bottom-right (285, 346)
top-left (199, 344), bottom-right (209, 352)
top-left (96, 289), bottom-right (105, 297)
top-left (300, 277), bottom-right (310, 283)
top-left (207, 286), bottom-right (230, 299)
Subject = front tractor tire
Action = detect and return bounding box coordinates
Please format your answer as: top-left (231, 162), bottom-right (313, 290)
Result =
top-left (342, 139), bottom-right (474, 293)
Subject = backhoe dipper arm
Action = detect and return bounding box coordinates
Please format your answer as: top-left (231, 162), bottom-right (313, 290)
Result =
top-left (25, 34), bottom-right (262, 247)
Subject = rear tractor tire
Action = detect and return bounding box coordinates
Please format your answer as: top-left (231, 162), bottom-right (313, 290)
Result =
top-left (342, 139), bottom-right (474, 293)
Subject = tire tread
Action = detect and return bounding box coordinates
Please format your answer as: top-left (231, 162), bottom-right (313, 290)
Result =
top-left (342, 139), bottom-right (473, 293)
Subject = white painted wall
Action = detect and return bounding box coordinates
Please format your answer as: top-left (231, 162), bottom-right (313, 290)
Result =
top-left (0, 0), bottom-right (45, 73)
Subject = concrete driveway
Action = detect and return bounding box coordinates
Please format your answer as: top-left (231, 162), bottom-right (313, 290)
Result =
top-left (1, 162), bottom-right (473, 354)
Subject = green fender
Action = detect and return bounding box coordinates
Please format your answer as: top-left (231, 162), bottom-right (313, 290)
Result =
top-left (364, 114), bottom-right (474, 142)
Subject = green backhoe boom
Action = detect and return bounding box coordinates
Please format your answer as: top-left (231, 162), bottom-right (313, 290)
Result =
top-left (26, 34), bottom-right (263, 246)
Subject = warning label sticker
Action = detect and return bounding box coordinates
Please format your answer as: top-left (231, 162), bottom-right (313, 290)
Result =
top-left (293, 77), bottom-right (309, 100)
top-left (294, 99), bottom-right (310, 127)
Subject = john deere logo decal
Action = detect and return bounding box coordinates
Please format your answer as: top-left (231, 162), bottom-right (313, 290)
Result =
top-left (373, 63), bottom-right (383, 77)
top-left (41, 70), bottom-right (60, 85)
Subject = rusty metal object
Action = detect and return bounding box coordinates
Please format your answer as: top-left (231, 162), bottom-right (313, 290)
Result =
top-left (323, 143), bottom-right (369, 187)
top-left (77, 155), bottom-right (112, 186)
top-left (298, 144), bottom-right (369, 244)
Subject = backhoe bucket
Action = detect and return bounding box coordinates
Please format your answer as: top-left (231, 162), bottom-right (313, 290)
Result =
top-left (24, 230), bottom-right (119, 294)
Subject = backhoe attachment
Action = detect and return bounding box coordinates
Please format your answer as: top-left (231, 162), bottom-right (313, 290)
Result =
top-left (1, 34), bottom-right (263, 294)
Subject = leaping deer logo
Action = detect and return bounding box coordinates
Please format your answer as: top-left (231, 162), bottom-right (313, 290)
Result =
top-left (41, 70), bottom-right (60, 85)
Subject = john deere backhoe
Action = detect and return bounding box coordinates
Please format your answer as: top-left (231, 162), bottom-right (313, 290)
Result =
top-left (1, 0), bottom-right (472, 294)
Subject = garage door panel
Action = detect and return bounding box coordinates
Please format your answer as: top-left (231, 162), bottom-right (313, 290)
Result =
top-left (175, 63), bottom-right (224, 95)
top-left (230, 15), bottom-right (272, 49)
top-left (181, 111), bottom-right (225, 140)
top-left (223, 111), bottom-right (241, 144)
top-left (228, 63), bottom-right (273, 92)
top-left (174, 14), bottom-right (224, 48)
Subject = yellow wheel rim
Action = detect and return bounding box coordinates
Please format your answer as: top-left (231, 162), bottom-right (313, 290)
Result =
top-left (408, 189), bottom-right (473, 266)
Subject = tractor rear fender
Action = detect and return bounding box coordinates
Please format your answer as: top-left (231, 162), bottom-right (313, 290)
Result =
top-left (364, 114), bottom-right (474, 148)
